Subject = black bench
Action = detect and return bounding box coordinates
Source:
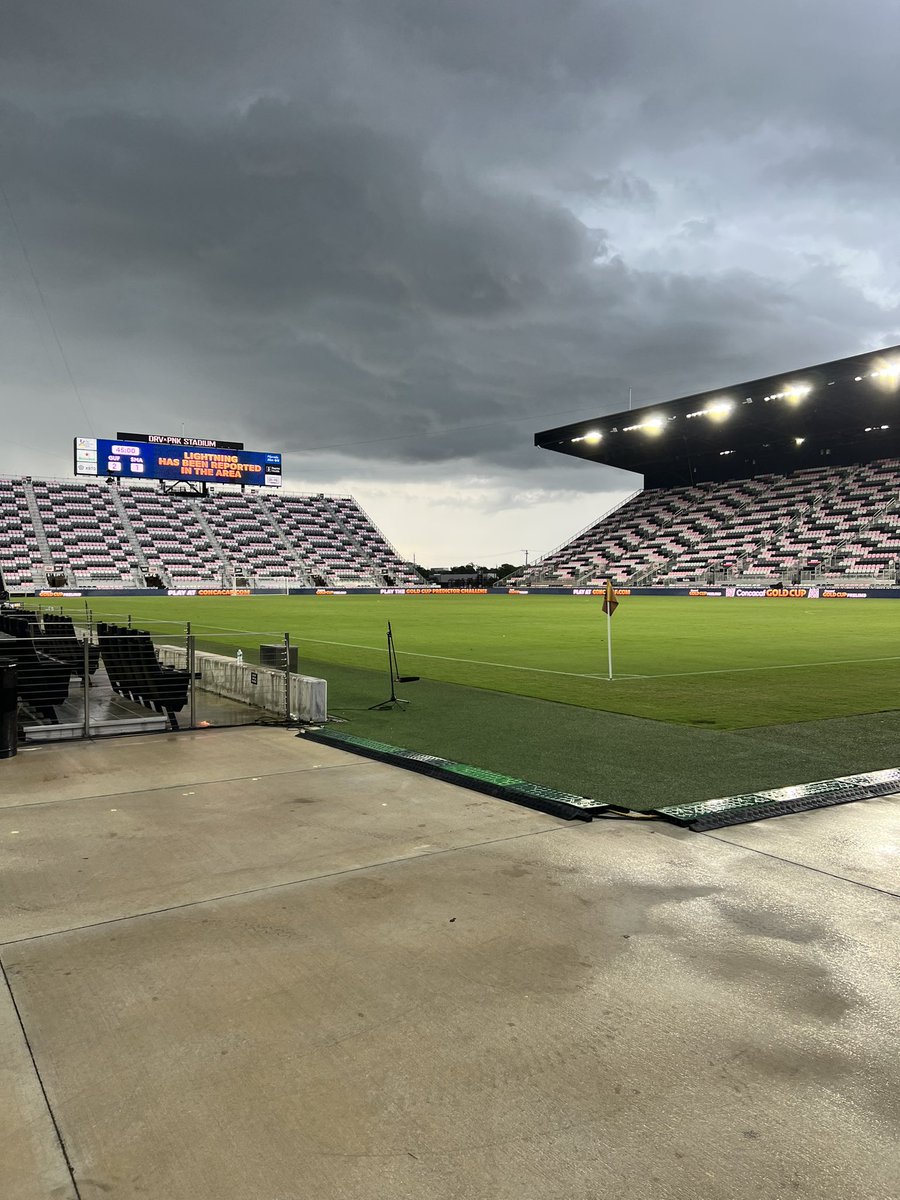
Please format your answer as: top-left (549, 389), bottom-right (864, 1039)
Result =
top-left (96, 623), bottom-right (190, 729)
top-left (0, 635), bottom-right (72, 721)
top-left (41, 614), bottom-right (101, 678)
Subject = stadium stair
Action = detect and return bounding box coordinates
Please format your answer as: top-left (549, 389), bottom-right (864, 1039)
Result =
top-left (250, 494), bottom-right (314, 587)
top-left (107, 481), bottom-right (154, 582)
top-left (21, 479), bottom-right (54, 585)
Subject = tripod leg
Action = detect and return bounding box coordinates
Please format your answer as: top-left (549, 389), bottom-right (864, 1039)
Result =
top-left (388, 622), bottom-right (402, 683)
top-left (369, 624), bottom-right (405, 709)
top-left (367, 624), bottom-right (408, 705)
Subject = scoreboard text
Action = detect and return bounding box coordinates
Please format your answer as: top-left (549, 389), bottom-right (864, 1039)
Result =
top-left (74, 438), bottom-right (282, 487)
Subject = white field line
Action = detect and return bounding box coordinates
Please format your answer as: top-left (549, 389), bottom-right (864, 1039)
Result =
top-left (641, 654), bottom-right (900, 679)
top-left (181, 622), bottom-right (900, 683)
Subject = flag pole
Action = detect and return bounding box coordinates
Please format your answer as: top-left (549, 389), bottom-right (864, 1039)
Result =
top-left (602, 578), bottom-right (617, 680)
top-left (606, 605), bottom-right (613, 680)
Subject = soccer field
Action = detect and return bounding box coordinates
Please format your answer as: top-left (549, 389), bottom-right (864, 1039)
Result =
top-left (44, 592), bottom-right (899, 729)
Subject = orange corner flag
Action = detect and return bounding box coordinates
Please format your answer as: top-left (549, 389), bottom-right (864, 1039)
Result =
top-left (601, 580), bottom-right (618, 617)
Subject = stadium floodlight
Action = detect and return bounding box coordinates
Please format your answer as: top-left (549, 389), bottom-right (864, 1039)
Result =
top-left (794, 437), bottom-right (806, 445)
top-left (869, 362), bottom-right (900, 388)
top-left (785, 384), bottom-right (811, 404)
top-left (570, 430), bottom-right (603, 444)
top-left (764, 383), bottom-right (812, 404)
top-left (621, 414), bottom-right (667, 435)
top-left (685, 399), bottom-right (733, 421)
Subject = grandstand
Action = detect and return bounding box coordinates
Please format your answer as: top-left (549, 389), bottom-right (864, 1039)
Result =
top-left (523, 458), bottom-right (900, 588)
top-left (3, 349), bottom-right (900, 598)
top-left (530, 345), bottom-right (900, 589)
top-left (0, 477), bottom-right (420, 592)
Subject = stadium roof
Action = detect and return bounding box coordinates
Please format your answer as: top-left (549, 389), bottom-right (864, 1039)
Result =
top-left (535, 345), bottom-right (900, 487)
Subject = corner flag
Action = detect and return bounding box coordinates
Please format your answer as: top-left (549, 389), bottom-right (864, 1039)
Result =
top-left (602, 580), bottom-right (618, 680)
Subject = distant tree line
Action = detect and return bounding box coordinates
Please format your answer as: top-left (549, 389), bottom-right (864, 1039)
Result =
top-left (413, 562), bottom-right (521, 586)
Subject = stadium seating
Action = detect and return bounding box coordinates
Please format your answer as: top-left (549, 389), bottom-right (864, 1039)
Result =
top-left (267, 494), bottom-right (421, 587)
top-left (525, 458), bottom-right (900, 587)
top-left (0, 478), bottom-right (48, 592)
top-left (0, 478), bottom-right (419, 590)
top-left (196, 493), bottom-right (307, 587)
top-left (31, 479), bottom-right (138, 589)
top-left (118, 487), bottom-right (225, 587)
top-left (96, 622), bottom-right (190, 729)
top-left (3, 460), bottom-right (897, 594)
top-left (41, 614), bottom-right (101, 678)
top-left (0, 606), bottom-right (73, 719)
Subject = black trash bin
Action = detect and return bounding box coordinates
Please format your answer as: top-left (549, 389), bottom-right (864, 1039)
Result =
top-left (0, 658), bottom-right (17, 760)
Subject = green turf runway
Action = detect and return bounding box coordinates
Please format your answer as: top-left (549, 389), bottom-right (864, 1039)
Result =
top-left (33, 593), bottom-right (899, 809)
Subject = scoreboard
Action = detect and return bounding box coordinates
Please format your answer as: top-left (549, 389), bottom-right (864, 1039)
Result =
top-left (74, 437), bottom-right (282, 487)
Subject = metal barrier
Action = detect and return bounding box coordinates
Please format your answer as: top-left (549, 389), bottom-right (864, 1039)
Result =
top-left (0, 604), bottom-right (326, 748)
top-left (0, 658), bottom-right (17, 759)
top-left (157, 633), bottom-right (325, 726)
top-left (0, 605), bottom-right (99, 743)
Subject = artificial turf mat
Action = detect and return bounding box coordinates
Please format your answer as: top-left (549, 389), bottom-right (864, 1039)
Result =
top-left (299, 654), bottom-right (900, 811)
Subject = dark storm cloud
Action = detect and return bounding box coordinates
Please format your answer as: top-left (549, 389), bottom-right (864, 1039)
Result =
top-left (2, 0), bottom-right (899, 491)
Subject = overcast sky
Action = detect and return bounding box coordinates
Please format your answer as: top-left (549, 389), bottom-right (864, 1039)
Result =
top-left (3, 1), bottom-right (899, 565)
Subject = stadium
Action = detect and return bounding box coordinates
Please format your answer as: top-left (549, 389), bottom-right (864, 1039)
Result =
top-left (2, 344), bottom-right (898, 817)
top-left (7, 0), bottom-right (900, 1191)
top-left (3, 344), bottom-right (898, 1200)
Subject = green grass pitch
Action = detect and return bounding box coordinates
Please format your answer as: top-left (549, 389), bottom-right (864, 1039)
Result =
top-left (45, 592), bottom-right (899, 728)
top-left (39, 593), bottom-right (900, 808)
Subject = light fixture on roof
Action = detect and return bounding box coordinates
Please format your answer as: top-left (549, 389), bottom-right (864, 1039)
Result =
top-left (570, 430), bottom-right (603, 444)
top-left (794, 437), bottom-right (806, 445)
top-left (764, 383), bottom-right (812, 404)
top-left (785, 384), bottom-right (811, 405)
top-left (621, 413), bottom-right (670, 434)
top-left (686, 399), bottom-right (734, 421)
top-left (706, 400), bottom-right (734, 420)
top-left (869, 362), bottom-right (900, 388)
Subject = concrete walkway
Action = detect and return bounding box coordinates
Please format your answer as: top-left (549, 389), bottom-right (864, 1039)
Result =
top-left (1, 728), bottom-right (898, 1200)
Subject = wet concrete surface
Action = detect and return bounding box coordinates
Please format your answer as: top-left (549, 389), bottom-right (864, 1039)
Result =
top-left (705, 793), bottom-right (900, 892)
top-left (1, 729), bottom-right (898, 1200)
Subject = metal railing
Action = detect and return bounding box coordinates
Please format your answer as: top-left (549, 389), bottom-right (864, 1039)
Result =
top-left (0, 602), bottom-right (324, 749)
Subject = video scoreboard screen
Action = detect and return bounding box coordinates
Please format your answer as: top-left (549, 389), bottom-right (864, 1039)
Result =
top-left (74, 437), bottom-right (282, 487)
